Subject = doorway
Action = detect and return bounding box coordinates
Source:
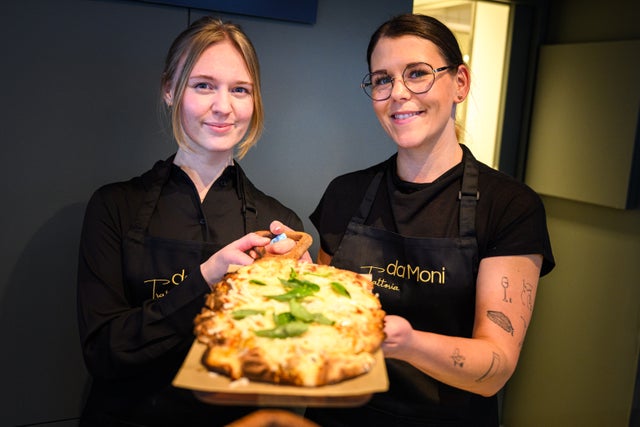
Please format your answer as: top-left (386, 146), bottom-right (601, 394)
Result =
top-left (413, 0), bottom-right (510, 168)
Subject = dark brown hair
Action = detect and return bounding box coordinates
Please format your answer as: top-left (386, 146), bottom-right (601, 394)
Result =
top-left (366, 14), bottom-right (464, 71)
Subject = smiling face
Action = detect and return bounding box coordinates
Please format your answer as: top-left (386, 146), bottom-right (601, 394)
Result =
top-left (369, 35), bottom-right (469, 153)
top-left (167, 40), bottom-right (254, 158)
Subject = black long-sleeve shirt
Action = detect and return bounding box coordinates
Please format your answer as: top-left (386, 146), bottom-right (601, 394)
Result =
top-left (77, 158), bottom-right (303, 425)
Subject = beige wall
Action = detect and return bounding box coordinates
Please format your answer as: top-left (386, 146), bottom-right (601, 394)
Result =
top-left (502, 0), bottom-right (640, 425)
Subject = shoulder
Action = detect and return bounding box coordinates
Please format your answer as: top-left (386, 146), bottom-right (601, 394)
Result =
top-left (310, 158), bottom-right (391, 253)
top-left (89, 161), bottom-right (159, 205)
top-left (472, 159), bottom-right (555, 275)
top-left (323, 159), bottom-right (389, 199)
top-left (461, 145), bottom-right (531, 197)
top-left (236, 164), bottom-right (304, 230)
top-left (253, 186), bottom-right (302, 222)
top-left (313, 158), bottom-right (389, 222)
top-left (84, 159), bottom-right (168, 226)
top-left (476, 161), bottom-right (544, 211)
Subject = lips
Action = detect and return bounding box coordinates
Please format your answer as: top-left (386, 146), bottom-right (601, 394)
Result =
top-left (391, 111), bottom-right (423, 120)
top-left (205, 122), bottom-right (234, 132)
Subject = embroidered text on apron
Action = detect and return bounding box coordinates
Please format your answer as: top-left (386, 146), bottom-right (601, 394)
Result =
top-left (329, 148), bottom-right (497, 424)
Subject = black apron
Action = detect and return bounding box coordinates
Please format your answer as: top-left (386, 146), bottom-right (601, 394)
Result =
top-left (97, 158), bottom-right (263, 426)
top-left (311, 148), bottom-right (498, 426)
top-left (123, 158), bottom-right (259, 305)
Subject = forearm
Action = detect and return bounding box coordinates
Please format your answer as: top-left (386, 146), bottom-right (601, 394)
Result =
top-left (388, 330), bottom-right (513, 397)
top-left (383, 255), bottom-right (542, 397)
top-left (79, 266), bottom-right (209, 380)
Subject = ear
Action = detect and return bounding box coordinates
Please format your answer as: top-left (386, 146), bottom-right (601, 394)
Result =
top-left (453, 64), bottom-right (471, 104)
top-left (163, 81), bottom-right (174, 107)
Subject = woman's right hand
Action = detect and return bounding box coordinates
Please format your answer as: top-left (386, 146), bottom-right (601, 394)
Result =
top-left (201, 222), bottom-right (312, 289)
top-left (200, 233), bottom-right (271, 288)
top-left (267, 221), bottom-right (312, 262)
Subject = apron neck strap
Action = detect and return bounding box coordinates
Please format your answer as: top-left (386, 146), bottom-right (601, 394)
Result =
top-left (234, 162), bottom-right (259, 233)
top-left (458, 145), bottom-right (479, 238)
top-left (352, 168), bottom-right (384, 225)
top-left (128, 157), bottom-right (175, 244)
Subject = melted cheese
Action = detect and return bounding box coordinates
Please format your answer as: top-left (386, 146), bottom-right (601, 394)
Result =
top-left (201, 258), bottom-right (385, 386)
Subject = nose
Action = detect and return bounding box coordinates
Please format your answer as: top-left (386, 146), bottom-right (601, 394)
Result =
top-left (389, 77), bottom-right (411, 101)
top-left (211, 88), bottom-right (232, 115)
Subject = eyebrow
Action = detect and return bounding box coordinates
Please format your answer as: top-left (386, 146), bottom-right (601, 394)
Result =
top-left (188, 74), bottom-right (253, 85)
top-left (371, 62), bottom-right (431, 74)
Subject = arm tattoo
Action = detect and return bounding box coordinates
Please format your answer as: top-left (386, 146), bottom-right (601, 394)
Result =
top-left (451, 348), bottom-right (466, 368)
top-left (519, 315), bottom-right (528, 348)
top-left (501, 276), bottom-right (512, 302)
top-left (476, 352), bottom-right (500, 382)
top-left (487, 310), bottom-right (514, 336)
top-left (521, 280), bottom-right (534, 311)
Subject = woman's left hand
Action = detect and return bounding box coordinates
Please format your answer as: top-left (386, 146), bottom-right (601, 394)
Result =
top-left (381, 315), bottom-right (414, 358)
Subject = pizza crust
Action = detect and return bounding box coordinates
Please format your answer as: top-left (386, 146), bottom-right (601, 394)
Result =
top-left (194, 253), bottom-right (385, 387)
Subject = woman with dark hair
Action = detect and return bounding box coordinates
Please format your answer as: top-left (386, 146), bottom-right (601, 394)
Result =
top-left (77, 17), bottom-right (305, 426)
top-left (305, 14), bottom-right (555, 426)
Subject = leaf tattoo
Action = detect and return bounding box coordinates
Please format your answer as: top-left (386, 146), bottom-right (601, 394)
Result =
top-left (487, 310), bottom-right (514, 336)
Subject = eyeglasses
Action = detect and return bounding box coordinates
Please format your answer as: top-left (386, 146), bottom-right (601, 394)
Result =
top-left (361, 62), bottom-right (454, 101)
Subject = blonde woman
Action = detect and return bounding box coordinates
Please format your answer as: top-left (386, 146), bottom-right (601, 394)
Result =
top-left (77, 17), bottom-right (303, 426)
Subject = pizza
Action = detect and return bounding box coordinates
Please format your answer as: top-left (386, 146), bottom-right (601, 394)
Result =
top-left (193, 231), bottom-right (386, 387)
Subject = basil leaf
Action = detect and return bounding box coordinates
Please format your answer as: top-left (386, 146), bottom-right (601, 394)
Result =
top-left (279, 277), bottom-right (320, 291)
top-left (254, 321), bottom-right (309, 338)
top-left (273, 312), bottom-right (296, 326)
top-left (289, 299), bottom-right (313, 322)
top-left (312, 312), bottom-right (335, 325)
top-left (249, 279), bottom-right (267, 286)
top-left (289, 300), bottom-right (335, 325)
top-left (268, 283), bottom-right (318, 301)
top-left (331, 281), bottom-right (351, 298)
top-left (304, 271), bottom-right (331, 278)
top-left (231, 309), bottom-right (265, 320)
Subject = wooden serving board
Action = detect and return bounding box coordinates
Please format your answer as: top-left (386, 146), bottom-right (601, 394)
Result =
top-left (173, 340), bottom-right (388, 407)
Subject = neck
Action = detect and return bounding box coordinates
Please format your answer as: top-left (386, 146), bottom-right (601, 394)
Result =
top-left (174, 148), bottom-right (234, 201)
top-left (396, 141), bottom-right (463, 183)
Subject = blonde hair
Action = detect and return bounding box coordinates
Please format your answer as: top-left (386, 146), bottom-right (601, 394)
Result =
top-left (161, 17), bottom-right (263, 159)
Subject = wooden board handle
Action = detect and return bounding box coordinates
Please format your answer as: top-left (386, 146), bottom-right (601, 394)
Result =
top-left (253, 230), bottom-right (312, 260)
